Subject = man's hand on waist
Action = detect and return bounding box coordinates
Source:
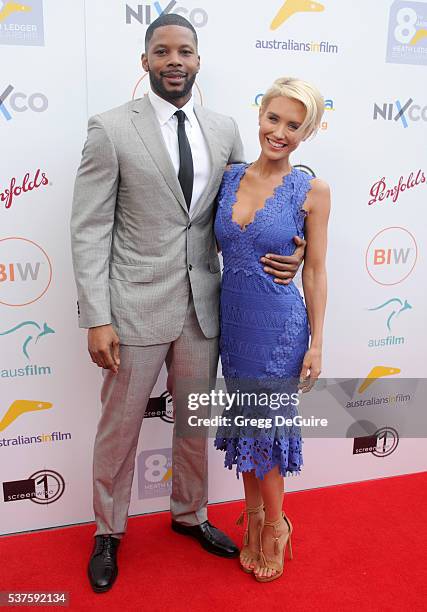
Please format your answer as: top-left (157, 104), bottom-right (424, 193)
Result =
top-left (261, 236), bottom-right (306, 285)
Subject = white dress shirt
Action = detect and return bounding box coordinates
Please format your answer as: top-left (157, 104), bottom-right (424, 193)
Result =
top-left (148, 89), bottom-right (211, 217)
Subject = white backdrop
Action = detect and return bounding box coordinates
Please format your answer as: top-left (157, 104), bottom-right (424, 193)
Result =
top-left (1, 0), bottom-right (426, 536)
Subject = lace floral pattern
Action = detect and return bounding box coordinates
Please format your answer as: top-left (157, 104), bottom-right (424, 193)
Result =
top-left (214, 163), bottom-right (312, 479)
top-left (216, 164), bottom-right (312, 279)
top-left (214, 434), bottom-right (303, 479)
top-left (265, 302), bottom-right (309, 379)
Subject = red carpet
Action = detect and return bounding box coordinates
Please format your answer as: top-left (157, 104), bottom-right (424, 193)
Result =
top-left (1, 472), bottom-right (426, 611)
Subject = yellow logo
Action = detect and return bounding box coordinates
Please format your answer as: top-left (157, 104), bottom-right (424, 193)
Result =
top-left (0, 2), bottom-right (31, 23)
top-left (411, 29), bottom-right (427, 46)
top-left (271, 0), bottom-right (324, 30)
top-left (358, 366), bottom-right (401, 394)
top-left (0, 399), bottom-right (52, 431)
top-left (162, 467), bottom-right (173, 482)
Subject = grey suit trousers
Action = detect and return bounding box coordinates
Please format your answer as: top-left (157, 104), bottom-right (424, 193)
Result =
top-left (93, 293), bottom-right (219, 536)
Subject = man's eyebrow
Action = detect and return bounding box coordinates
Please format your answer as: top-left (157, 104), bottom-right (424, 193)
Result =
top-left (151, 43), bottom-right (195, 49)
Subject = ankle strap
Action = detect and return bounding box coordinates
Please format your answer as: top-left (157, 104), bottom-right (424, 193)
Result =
top-left (264, 511), bottom-right (290, 530)
top-left (236, 503), bottom-right (264, 526)
top-left (263, 512), bottom-right (291, 556)
top-left (247, 503), bottom-right (264, 514)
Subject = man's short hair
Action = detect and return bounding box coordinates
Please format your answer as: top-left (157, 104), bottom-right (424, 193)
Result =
top-left (145, 14), bottom-right (198, 51)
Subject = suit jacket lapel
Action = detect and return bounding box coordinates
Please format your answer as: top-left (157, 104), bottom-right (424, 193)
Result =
top-left (130, 96), bottom-right (188, 214)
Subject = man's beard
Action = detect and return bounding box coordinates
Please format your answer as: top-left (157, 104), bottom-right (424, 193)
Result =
top-left (149, 71), bottom-right (197, 102)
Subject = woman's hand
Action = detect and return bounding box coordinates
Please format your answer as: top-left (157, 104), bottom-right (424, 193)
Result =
top-left (298, 346), bottom-right (322, 393)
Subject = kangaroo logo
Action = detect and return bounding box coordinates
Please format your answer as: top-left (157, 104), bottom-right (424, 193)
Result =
top-left (0, 399), bottom-right (52, 432)
top-left (368, 298), bottom-right (412, 332)
top-left (0, 321), bottom-right (55, 359)
top-left (271, 0), bottom-right (324, 30)
top-left (0, 1), bottom-right (31, 23)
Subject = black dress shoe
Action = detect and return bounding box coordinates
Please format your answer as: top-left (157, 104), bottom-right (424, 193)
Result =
top-left (171, 520), bottom-right (239, 558)
top-left (88, 535), bottom-right (120, 593)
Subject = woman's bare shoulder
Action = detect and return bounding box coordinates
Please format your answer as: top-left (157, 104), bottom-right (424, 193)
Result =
top-left (309, 177), bottom-right (330, 196)
top-left (305, 177), bottom-right (331, 215)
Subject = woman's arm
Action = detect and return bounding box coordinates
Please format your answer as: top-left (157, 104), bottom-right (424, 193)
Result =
top-left (300, 178), bottom-right (331, 388)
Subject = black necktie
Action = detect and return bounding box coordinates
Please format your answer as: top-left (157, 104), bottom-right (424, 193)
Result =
top-left (174, 110), bottom-right (194, 210)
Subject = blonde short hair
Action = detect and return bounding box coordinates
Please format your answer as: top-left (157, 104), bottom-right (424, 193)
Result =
top-left (261, 77), bottom-right (324, 139)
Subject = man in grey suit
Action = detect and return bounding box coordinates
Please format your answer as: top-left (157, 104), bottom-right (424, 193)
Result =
top-left (71, 14), bottom-right (303, 593)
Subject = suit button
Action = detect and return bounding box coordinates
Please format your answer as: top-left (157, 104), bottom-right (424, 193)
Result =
top-left (188, 223), bottom-right (192, 229)
top-left (188, 264), bottom-right (193, 271)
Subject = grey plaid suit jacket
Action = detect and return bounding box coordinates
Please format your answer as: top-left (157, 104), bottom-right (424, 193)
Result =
top-left (70, 95), bottom-right (244, 345)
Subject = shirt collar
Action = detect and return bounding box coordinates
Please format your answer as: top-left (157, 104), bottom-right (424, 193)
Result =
top-left (148, 88), bottom-right (195, 127)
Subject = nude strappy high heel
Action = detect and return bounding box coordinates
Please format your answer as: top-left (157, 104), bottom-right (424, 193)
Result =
top-left (236, 503), bottom-right (265, 573)
top-left (254, 512), bottom-right (293, 582)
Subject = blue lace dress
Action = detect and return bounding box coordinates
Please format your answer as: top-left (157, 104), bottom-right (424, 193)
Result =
top-left (214, 163), bottom-right (312, 479)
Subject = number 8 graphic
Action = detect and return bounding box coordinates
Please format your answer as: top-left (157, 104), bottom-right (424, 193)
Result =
top-left (395, 7), bottom-right (418, 43)
top-left (145, 453), bottom-right (168, 482)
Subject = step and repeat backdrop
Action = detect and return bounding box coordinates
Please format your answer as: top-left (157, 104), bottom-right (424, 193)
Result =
top-left (1, 0), bottom-right (427, 535)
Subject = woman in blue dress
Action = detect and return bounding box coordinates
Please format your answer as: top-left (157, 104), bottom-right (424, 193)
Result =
top-left (214, 77), bottom-right (330, 582)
